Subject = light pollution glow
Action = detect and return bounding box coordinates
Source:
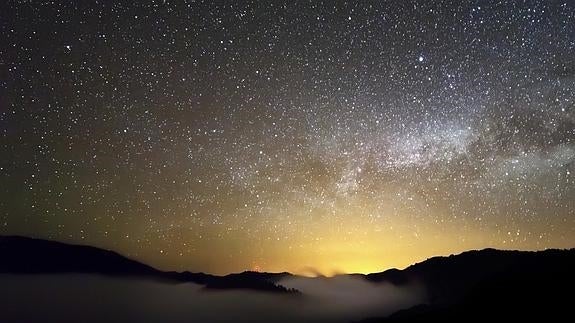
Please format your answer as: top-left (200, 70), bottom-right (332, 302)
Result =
top-left (1, 0), bottom-right (574, 275)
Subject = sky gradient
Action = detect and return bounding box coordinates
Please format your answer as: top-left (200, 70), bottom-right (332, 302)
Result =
top-left (1, 0), bottom-right (574, 275)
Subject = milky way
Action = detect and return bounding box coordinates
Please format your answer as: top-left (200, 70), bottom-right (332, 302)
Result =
top-left (1, 0), bottom-right (574, 274)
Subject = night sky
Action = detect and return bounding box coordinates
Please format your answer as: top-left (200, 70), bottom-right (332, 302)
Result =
top-left (1, 0), bottom-right (574, 275)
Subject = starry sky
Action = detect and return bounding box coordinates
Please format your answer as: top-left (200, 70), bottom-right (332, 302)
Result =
top-left (1, 0), bottom-right (574, 275)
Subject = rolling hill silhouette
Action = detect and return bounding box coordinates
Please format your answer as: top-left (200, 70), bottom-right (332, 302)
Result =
top-left (2, 235), bottom-right (574, 321)
top-left (360, 248), bottom-right (575, 322)
top-left (0, 235), bottom-right (159, 275)
top-left (0, 235), bottom-right (297, 294)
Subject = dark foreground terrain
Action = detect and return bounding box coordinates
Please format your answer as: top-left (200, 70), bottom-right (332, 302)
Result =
top-left (360, 248), bottom-right (575, 322)
top-left (1, 236), bottom-right (573, 322)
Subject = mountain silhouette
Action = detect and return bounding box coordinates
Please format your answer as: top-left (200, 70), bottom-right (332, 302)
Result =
top-left (0, 235), bottom-right (160, 275)
top-left (3, 235), bottom-right (574, 320)
top-left (360, 248), bottom-right (575, 322)
top-left (0, 235), bottom-right (297, 294)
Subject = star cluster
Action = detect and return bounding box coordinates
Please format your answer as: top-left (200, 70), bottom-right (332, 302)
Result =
top-left (1, 0), bottom-right (574, 275)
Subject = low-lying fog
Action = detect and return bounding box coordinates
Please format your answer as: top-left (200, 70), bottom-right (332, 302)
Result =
top-left (0, 274), bottom-right (424, 322)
